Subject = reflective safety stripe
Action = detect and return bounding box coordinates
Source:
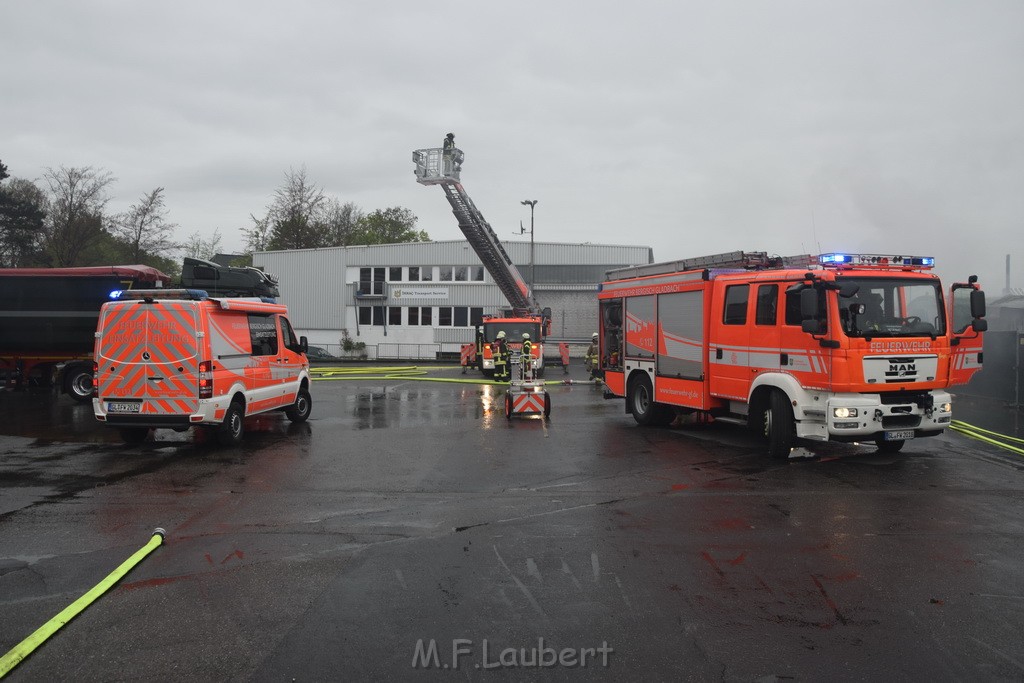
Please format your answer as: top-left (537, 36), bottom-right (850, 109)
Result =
top-left (512, 393), bottom-right (545, 413)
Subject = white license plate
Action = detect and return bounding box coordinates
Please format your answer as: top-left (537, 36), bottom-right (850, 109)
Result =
top-left (107, 402), bottom-right (141, 413)
top-left (884, 430), bottom-right (915, 441)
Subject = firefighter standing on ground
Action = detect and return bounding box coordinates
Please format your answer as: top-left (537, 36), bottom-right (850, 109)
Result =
top-left (521, 333), bottom-right (534, 381)
top-left (585, 332), bottom-right (599, 378)
top-left (493, 331), bottom-right (509, 382)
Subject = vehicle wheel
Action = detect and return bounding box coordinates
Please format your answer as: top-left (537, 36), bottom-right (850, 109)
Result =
top-left (765, 390), bottom-right (795, 459)
top-left (218, 401), bottom-right (245, 446)
top-left (504, 393), bottom-right (512, 419)
top-left (119, 427), bottom-right (150, 444)
top-left (285, 389), bottom-right (312, 423)
top-left (543, 392), bottom-right (551, 418)
top-left (629, 375), bottom-right (673, 426)
top-left (65, 366), bottom-right (94, 404)
top-left (874, 438), bottom-right (905, 453)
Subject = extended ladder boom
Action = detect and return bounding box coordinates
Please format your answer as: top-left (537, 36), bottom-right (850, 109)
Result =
top-left (414, 147), bottom-right (538, 313)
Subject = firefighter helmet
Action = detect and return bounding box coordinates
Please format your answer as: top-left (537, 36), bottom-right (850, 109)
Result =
top-left (592, 332), bottom-right (599, 340)
top-left (496, 331), bottom-right (506, 339)
top-left (522, 333), bottom-right (530, 340)
top-left (446, 133), bottom-right (454, 139)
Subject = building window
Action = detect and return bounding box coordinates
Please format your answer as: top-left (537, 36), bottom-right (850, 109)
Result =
top-left (454, 306), bottom-right (468, 327)
top-left (389, 267), bottom-right (402, 282)
top-left (358, 307), bottom-right (372, 325)
top-left (454, 266), bottom-right (468, 281)
top-left (755, 284), bottom-right (778, 325)
top-left (389, 307), bottom-right (402, 325)
top-left (723, 285), bottom-right (749, 325)
top-left (420, 306), bottom-right (432, 325)
top-left (408, 307), bottom-right (419, 325)
top-left (471, 266), bottom-right (484, 282)
top-left (439, 266), bottom-right (453, 281)
top-left (358, 267), bottom-right (385, 295)
top-left (439, 307), bottom-right (453, 326)
top-left (408, 266), bottom-right (420, 282)
top-left (470, 307), bottom-right (483, 326)
top-left (372, 306), bottom-right (384, 326)
top-left (420, 267), bottom-right (433, 282)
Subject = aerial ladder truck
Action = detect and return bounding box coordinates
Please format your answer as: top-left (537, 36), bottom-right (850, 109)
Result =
top-left (413, 144), bottom-right (552, 377)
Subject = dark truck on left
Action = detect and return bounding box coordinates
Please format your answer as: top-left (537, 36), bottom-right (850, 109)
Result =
top-left (0, 265), bottom-right (172, 402)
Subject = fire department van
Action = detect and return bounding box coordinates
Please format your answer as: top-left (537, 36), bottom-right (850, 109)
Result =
top-left (93, 289), bottom-right (312, 445)
top-left (598, 251), bottom-right (988, 458)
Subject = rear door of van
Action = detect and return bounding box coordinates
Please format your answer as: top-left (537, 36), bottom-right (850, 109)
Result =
top-left (96, 300), bottom-right (201, 416)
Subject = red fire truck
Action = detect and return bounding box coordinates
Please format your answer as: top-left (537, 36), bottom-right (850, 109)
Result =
top-left (597, 251), bottom-right (987, 457)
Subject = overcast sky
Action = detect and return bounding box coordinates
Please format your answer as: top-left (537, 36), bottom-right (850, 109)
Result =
top-left (2, 1), bottom-right (1022, 289)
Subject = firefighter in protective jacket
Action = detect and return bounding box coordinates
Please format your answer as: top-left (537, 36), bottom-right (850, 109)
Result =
top-left (521, 332), bottom-right (534, 381)
top-left (585, 332), bottom-right (599, 378)
top-left (493, 331), bottom-right (509, 382)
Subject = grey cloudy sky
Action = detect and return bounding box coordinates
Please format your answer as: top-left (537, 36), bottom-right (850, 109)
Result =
top-left (2, 1), bottom-right (1022, 288)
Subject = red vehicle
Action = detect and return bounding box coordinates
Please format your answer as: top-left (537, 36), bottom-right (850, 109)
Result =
top-left (598, 251), bottom-right (987, 457)
top-left (0, 265), bottom-right (172, 402)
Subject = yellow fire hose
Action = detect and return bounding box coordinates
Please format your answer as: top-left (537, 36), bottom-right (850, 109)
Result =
top-left (0, 528), bottom-right (166, 678)
top-left (949, 420), bottom-right (1024, 457)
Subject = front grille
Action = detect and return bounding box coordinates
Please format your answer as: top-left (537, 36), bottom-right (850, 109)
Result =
top-left (882, 415), bottom-right (921, 429)
top-left (880, 392), bottom-right (928, 405)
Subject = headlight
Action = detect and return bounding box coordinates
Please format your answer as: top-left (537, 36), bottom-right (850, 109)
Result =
top-left (833, 407), bottom-right (859, 418)
top-left (939, 402), bottom-right (951, 413)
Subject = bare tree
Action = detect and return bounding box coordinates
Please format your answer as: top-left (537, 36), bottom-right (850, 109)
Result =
top-left (322, 198), bottom-right (364, 246)
top-left (42, 166), bottom-right (115, 266)
top-left (242, 212), bottom-right (273, 253)
top-left (114, 187), bottom-right (179, 262)
top-left (182, 229), bottom-right (223, 260)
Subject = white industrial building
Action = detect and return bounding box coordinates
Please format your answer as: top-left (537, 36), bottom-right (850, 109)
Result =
top-left (254, 240), bottom-right (652, 360)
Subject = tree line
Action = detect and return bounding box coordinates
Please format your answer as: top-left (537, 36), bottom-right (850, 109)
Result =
top-left (0, 161), bottom-right (428, 276)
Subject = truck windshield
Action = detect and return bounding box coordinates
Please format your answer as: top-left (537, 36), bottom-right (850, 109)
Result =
top-left (483, 322), bottom-right (541, 341)
top-left (837, 277), bottom-right (946, 338)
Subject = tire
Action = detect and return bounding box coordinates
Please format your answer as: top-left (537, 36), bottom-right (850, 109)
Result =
top-left (504, 393), bottom-right (512, 419)
top-left (119, 427), bottom-right (150, 444)
top-left (65, 365), bottom-right (94, 404)
top-left (218, 400), bottom-right (245, 446)
top-left (629, 375), bottom-right (673, 426)
top-left (543, 392), bottom-right (551, 418)
top-left (285, 389), bottom-right (312, 423)
top-left (765, 390), bottom-right (795, 459)
top-left (874, 438), bottom-right (905, 453)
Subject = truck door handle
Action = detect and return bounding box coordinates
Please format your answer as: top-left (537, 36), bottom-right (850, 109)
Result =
top-left (780, 353), bottom-right (789, 365)
top-left (716, 348), bottom-right (723, 360)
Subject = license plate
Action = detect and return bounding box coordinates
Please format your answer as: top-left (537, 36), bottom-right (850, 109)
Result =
top-left (107, 402), bottom-right (141, 413)
top-left (884, 430), bottom-right (915, 441)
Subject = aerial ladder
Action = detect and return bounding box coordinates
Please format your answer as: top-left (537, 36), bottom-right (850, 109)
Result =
top-left (413, 144), bottom-right (552, 377)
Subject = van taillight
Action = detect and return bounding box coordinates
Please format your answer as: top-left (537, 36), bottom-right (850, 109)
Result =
top-left (199, 361), bottom-right (213, 399)
top-left (92, 361), bottom-right (99, 398)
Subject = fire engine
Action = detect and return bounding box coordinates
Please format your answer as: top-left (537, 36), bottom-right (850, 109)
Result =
top-left (413, 145), bottom-right (551, 377)
top-left (597, 251), bottom-right (988, 457)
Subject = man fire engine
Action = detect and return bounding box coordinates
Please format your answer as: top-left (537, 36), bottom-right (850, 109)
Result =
top-left (597, 251), bottom-right (987, 458)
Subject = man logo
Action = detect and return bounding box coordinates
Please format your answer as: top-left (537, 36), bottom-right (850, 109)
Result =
top-left (888, 363), bottom-right (915, 376)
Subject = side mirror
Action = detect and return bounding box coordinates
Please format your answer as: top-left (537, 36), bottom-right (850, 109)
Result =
top-left (800, 289), bottom-right (818, 319)
top-left (801, 319), bottom-right (826, 334)
top-left (838, 282), bottom-right (860, 298)
top-left (300, 335), bottom-right (309, 354)
top-left (972, 319), bottom-right (988, 332)
top-left (970, 289), bottom-right (986, 318)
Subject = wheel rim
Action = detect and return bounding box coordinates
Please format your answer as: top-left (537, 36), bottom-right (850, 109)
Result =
top-left (230, 411), bottom-right (242, 437)
top-left (634, 384), bottom-right (650, 414)
top-left (71, 373), bottom-right (93, 397)
top-left (296, 394), bottom-right (309, 415)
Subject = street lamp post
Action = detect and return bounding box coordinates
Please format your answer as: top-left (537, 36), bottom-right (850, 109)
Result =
top-left (520, 199), bottom-right (538, 296)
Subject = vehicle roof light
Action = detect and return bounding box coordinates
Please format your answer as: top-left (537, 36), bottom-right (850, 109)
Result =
top-left (818, 253), bottom-right (935, 269)
top-left (113, 288), bottom-right (210, 300)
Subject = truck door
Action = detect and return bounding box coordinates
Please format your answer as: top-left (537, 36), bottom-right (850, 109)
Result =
top-left (949, 283), bottom-right (985, 386)
top-left (779, 284), bottom-right (832, 390)
top-left (750, 283), bottom-right (783, 378)
top-left (272, 315), bottom-right (304, 404)
top-left (708, 282), bottom-right (752, 399)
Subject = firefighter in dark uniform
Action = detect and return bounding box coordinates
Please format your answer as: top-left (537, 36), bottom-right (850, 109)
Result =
top-left (521, 332), bottom-right (534, 381)
top-left (493, 330), bottom-right (509, 382)
top-left (442, 133), bottom-right (455, 174)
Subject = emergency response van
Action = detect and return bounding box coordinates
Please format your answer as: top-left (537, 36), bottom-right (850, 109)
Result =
top-left (598, 251), bottom-right (987, 458)
top-left (93, 289), bottom-right (311, 445)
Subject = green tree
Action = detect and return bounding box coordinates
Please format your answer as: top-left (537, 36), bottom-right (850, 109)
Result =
top-left (113, 187), bottom-right (179, 263)
top-left (266, 167), bottom-right (326, 250)
top-left (351, 207), bottom-right (428, 246)
top-left (0, 161), bottom-right (48, 267)
top-left (322, 198), bottom-right (364, 246)
top-left (42, 166), bottom-right (115, 266)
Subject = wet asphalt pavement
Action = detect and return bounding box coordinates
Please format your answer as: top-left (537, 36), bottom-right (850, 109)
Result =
top-left (1, 365), bottom-right (1023, 681)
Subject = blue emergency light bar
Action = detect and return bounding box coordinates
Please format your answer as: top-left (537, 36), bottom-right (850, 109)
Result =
top-left (818, 253), bottom-right (935, 269)
top-left (112, 289), bottom-right (210, 300)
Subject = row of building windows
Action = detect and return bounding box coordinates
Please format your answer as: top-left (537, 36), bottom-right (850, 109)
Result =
top-left (359, 266), bottom-right (486, 284)
top-left (358, 306), bottom-right (485, 327)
